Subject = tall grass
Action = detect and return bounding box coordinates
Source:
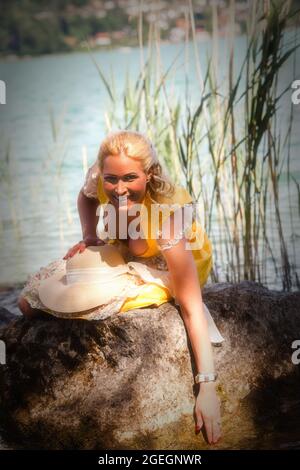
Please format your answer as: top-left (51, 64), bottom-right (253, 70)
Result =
top-left (0, 106), bottom-right (72, 247)
top-left (0, 139), bottom-right (22, 240)
top-left (91, 0), bottom-right (299, 291)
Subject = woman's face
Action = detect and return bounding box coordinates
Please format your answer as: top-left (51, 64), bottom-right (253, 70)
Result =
top-left (101, 155), bottom-right (149, 209)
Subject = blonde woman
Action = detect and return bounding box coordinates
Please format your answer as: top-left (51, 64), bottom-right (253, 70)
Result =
top-left (18, 130), bottom-right (223, 445)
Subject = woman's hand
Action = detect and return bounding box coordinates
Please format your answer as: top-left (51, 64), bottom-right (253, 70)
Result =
top-left (63, 236), bottom-right (105, 260)
top-left (194, 382), bottom-right (222, 444)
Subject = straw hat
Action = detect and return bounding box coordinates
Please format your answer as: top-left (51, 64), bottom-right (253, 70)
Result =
top-left (38, 245), bottom-right (131, 314)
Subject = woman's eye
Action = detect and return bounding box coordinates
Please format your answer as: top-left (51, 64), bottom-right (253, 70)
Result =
top-left (123, 175), bottom-right (136, 182)
top-left (104, 175), bottom-right (137, 184)
top-left (104, 177), bottom-right (118, 184)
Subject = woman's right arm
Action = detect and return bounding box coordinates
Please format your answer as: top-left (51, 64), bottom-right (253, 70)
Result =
top-left (78, 189), bottom-right (100, 240)
top-left (63, 190), bottom-right (104, 259)
top-left (64, 161), bottom-right (105, 259)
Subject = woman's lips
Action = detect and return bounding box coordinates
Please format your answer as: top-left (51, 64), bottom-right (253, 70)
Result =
top-left (113, 195), bottom-right (130, 206)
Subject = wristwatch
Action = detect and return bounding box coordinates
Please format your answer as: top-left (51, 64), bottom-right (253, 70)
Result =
top-left (195, 372), bottom-right (218, 384)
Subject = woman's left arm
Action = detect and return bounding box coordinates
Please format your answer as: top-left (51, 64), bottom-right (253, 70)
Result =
top-left (158, 214), bottom-right (221, 444)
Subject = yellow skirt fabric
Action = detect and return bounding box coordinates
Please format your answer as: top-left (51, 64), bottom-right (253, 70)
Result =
top-left (120, 283), bottom-right (172, 313)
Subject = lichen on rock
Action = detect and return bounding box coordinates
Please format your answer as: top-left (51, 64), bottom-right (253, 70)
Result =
top-left (0, 281), bottom-right (300, 449)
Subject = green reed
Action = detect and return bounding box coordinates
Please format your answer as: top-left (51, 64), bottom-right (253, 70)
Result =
top-left (91, 0), bottom-right (299, 291)
top-left (0, 139), bottom-right (22, 240)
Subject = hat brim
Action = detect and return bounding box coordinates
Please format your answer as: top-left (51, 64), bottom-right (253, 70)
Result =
top-left (38, 270), bottom-right (131, 314)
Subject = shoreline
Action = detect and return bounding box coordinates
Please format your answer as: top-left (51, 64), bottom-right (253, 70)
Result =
top-left (0, 25), bottom-right (297, 63)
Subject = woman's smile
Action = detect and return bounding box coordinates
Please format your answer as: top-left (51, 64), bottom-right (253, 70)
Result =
top-left (101, 154), bottom-right (149, 209)
top-left (111, 192), bottom-right (141, 205)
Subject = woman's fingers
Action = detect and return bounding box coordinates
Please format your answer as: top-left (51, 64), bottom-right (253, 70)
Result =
top-left (195, 413), bottom-right (221, 444)
top-left (204, 419), bottom-right (213, 444)
top-left (203, 416), bottom-right (221, 444)
top-left (63, 250), bottom-right (71, 260)
top-left (73, 242), bottom-right (86, 255)
top-left (195, 415), bottom-right (203, 434)
top-left (63, 243), bottom-right (83, 259)
top-left (212, 419), bottom-right (222, 444)
top-left (63, 238), bottom-right (104, 260)
top-left (78, 242), bottom-right (87, 253)
top-left (63, 248), bottom-right (74, 260)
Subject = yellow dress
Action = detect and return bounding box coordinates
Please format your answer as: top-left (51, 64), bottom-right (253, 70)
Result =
top-left (20, 163), bottom-right (217, 334)
top-left (97, 180), bottom-right (213, 313)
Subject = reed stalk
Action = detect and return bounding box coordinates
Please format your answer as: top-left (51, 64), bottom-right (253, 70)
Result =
top-left (91, 0), bottom-right (299, 290)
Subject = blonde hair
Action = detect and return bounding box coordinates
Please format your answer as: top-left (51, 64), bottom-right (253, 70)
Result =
top-left (97, 130), bottom-right (174, 201)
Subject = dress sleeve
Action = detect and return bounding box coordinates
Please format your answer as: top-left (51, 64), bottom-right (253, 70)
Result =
top-left (81, 160), bottom-right (101, 199)
top-left (155, 186), bottom-right (194, 252)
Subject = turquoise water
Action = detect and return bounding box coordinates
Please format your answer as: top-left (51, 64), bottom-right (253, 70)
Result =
top-left (0, 33), bottom-right (299, 288)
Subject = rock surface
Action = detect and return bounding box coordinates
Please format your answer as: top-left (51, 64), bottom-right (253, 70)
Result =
top-left (0, 307), bottom-right (17, 328)
top-left (0, 281), bottom-right (300, 449)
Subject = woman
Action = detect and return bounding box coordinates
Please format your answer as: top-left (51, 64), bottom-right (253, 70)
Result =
top-left (18, 130), bottom-right (222, 444)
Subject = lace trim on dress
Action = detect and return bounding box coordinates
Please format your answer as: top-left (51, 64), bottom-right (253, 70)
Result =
top-left (20, 251), bottom-right (224, 342)
top-left (156, 228), bottom-right (186, 252)
top-left (19, 255), bottom-right (166, 321)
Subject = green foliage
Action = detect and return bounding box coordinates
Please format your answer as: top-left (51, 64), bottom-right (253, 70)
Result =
top-left (92, 0), bottom-right (300, 290)
top-left (0, 0), bottom-right (129, 56)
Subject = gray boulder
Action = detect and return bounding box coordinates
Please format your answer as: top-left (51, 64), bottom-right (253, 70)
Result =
top-left (0, 307), bottom-right (17, 329)
top-left (0, 281), bottom-right (299, 449)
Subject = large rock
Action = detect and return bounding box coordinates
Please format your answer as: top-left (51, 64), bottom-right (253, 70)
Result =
top-left (0, 281), bottom-right (299, 449)
top-left (0, 308), bottom-right (17, 329)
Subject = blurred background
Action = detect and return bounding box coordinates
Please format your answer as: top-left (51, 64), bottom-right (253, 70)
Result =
top-left (0, 0), bottom-right (299, 290)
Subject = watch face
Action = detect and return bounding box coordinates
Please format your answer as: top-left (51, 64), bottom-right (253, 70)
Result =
top-left (195, 372), bottom-right (217, 383)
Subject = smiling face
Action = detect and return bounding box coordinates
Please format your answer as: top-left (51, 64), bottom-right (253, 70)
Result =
top-left (101, 154), bottom-right (149, 209)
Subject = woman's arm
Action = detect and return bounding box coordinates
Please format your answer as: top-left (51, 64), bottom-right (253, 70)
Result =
top-left (77, 189), bottom-right (99, 239)
top-left (63, 190), bottom-right (104, 259)
top-left (158, 213), bottom-right (221, 444)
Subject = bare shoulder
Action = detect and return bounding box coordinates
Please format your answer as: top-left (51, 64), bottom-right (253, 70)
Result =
top-left (82, 160), bottom-right (100, 199)
top-left (156, 210), bottom-right (201, 301)
top-left (157, 208), bottom-right (195, 268)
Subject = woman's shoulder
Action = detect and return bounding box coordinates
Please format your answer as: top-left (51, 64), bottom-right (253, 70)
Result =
top-left (82, 160), bottom-right (100, 199)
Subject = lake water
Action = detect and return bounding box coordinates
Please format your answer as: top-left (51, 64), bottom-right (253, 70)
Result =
top-left (0, 32), bottom-right (300, 290)
top-left (0, 32), bottom-right (300, 450)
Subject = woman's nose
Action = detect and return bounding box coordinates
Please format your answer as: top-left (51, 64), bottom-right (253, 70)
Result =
top-left (115, 180), bottom-right (127, 195)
